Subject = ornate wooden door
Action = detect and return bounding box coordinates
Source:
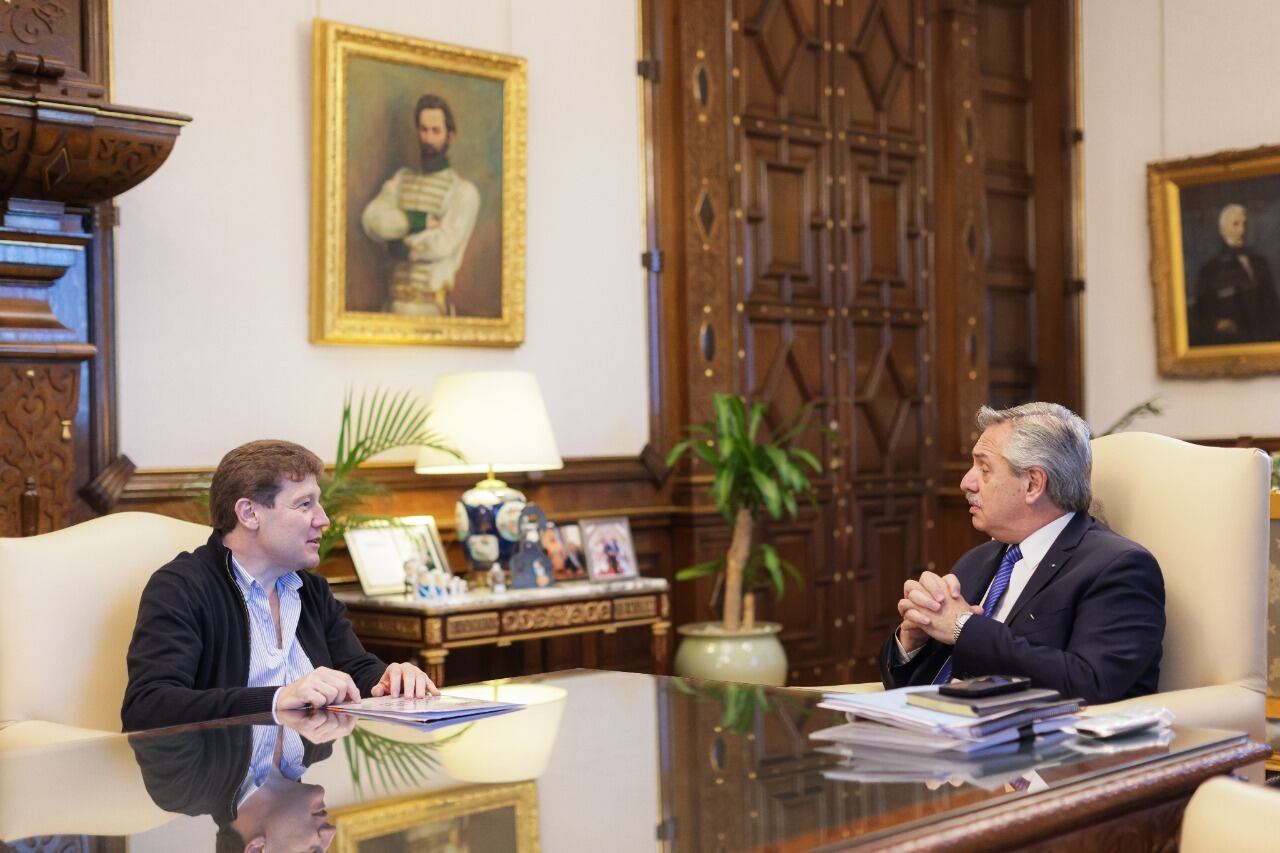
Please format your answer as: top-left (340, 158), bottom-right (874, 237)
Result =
top-left (654, 0), bottom-right (1079, 684)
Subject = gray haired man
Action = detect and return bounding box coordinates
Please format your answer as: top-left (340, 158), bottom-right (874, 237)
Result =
top-left (881, 403), bottom-right (1165, 704)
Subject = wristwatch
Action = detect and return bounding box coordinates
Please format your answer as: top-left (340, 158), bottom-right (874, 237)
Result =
top-left (953, 612), bottom-right (972, 644)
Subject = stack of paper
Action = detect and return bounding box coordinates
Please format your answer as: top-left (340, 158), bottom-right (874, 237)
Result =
top-left (812, 685), bottom-right (1082, 786)
top-left (329, 694), bottom-right (523, 731)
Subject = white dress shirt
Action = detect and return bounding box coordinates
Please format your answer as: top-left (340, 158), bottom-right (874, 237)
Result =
top-left (896, 512), bottom-right (1077, 662)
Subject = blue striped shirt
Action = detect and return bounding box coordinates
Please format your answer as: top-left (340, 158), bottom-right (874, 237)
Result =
top-left (230, 557), bottom-right (314, 711)
top-left (236, 724), bottom-right (308, 809)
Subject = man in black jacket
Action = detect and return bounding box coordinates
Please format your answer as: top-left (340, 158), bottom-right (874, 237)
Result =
top-left (122, 439), bottom-right (439, 731)
top-left (131, 710), bottom-right (352, 852)
top-left (880, 403), bottom-right (1165, 704)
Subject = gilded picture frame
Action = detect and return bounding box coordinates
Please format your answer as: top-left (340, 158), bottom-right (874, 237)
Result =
top-left (331, 781), bottom-right (539, 852)
top-left (1148, 144), bottom-right (1280, 377)
top-left (311, 19), bottom-right (526, 346)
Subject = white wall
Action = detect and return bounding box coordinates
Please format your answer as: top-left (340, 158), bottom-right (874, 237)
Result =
top-left (112, 0), bottom-right (647, 468)
top-left (1083, 0), bottom-right (1280, 438)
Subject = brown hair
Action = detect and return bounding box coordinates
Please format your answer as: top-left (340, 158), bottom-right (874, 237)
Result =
top-left (209, 439), bottom-right (324, 534)
top-left (415, 93), bottom-right (456, 133)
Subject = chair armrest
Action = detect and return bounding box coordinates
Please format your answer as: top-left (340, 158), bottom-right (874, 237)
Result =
top-left (1088, 684), bottom-right (1267, 784)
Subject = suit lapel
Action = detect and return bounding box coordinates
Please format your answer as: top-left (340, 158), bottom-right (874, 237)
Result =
top-left (1005, 512), bottom-right (1091, 624)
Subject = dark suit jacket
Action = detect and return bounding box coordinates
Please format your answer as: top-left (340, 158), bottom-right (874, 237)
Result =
top-left (879, 513), bottom-right (1165, 704)
top-left (1191, 247), bottom-right (1280, 346)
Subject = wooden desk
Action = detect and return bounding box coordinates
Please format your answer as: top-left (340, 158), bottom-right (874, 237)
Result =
top-left (334, 578), bottom-right (671, 686)
top-left (5, 671), bottom-right (1269, 851)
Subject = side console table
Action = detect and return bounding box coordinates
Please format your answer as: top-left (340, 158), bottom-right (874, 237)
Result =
top-left (334, 577), bottom-right (671, 686)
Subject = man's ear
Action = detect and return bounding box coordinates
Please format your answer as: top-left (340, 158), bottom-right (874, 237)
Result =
top-left (244, 836), bottom-right (266, 853)
top-left (234, 497), bottom-right (259, 531)
top-left (1024, 467), bottom-right (1048, 504)
top-left (447, 130), bottom-right (456, 146)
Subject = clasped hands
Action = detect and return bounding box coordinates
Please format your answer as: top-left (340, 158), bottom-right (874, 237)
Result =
top-left (276, 662), bottom-right (441, 712)
top-left (897, 571), bottom-right (982, 652)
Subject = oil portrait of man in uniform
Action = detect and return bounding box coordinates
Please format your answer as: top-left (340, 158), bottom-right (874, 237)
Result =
top-left (311, 21), bottom-right (526, 347)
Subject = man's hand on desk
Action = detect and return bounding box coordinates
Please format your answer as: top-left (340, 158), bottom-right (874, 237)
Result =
top-left (897, 571), bottom-right (982, 649)
top-left (277, 708), bottom-right (357, 744)
top-left (371, 661), bottom-right (440, 699)
top-left (277, 667), bottom-right (361, 711)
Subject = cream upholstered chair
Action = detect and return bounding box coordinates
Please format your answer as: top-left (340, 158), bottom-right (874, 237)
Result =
top-left (0, 720), bottom-right (175, 842)
top-left (1180, 776), bottom-right (1280, 852)
top-left (0, 512), bottom-right (211, 731)
top-left (1084, 432), bottom-right (1269, 755)
top-left (817, 432), bottom-right (1270, 767)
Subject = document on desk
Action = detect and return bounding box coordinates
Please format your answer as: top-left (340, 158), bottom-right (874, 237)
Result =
top-left (329, 694), bottom-right (523, 725)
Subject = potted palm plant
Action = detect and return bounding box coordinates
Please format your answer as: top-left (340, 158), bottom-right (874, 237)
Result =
top-left (191, 387), bottom-right (459, 564)
top-left (666, 393), bottom-right (825, 686)
top-left (315, 386), bottom-right (460, 562)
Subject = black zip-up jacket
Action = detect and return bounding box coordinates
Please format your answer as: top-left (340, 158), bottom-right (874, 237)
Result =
top-left (131, 724), bottom-right (332, 826)
top-left (121, 532), bottom-right (386, 732)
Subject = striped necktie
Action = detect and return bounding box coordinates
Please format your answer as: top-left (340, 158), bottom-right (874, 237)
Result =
top-left (932, 543), bottom-right (1023, 685)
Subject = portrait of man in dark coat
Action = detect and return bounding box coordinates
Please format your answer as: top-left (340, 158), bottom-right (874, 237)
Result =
top-left (1188, 203), bottom-right (1280, 346)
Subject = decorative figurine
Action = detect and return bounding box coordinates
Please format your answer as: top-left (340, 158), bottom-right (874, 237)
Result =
top-left (487, 561), bottom-right (507, 593)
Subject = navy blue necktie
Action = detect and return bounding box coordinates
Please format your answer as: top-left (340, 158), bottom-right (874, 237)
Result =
top-left (932, 543), bottom-right (1023, 685)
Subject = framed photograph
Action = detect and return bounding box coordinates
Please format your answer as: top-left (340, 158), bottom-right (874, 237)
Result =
top-left (331, 781), bottom-right (537, 852)
top-left (1148, 144), bottom-right (1280, 376)
top-left (579, 517), bottom-right (639, 582)
top-left (546, 521), bottom-right (588, 582)
top-left (311, 19), bottom-right (526, 347)
top-left (345, 517), bottom-right (450, 596)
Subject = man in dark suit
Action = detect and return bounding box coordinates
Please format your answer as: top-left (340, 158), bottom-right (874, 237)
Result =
top-left (880, 402), bottom-right (1165, 704)
top-left (1190, 203), bottom-right (1280, 346)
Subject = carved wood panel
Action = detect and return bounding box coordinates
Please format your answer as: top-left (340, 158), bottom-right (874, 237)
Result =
top-left (935, 0), bottom-right (1080, 571)
top-left (665, 0), bottom-right (1077, 684)
top-left (0, 0), bottom-right (107, 102)
top-left (712, 0), bottom-right (933, 684)
top-left (0, 361), bottom-right (78, 534)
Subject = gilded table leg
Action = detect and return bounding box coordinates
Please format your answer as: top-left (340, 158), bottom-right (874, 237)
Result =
top-left (421, 648), bottom-right (448, 688)
top-left (651, 620), bottom-right (671, 675)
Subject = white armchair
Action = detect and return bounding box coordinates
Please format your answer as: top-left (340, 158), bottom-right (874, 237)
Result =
top-left (817, 432), bottom-right (1270, 771)
top-left (0, 512), bottom-right (211, 731)
top-left (1181, 776), bottom-right (1280, 852)
top-left (1085, 433), bottom-right (1269, 753)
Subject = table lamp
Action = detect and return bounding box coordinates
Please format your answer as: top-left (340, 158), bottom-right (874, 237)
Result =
top-left (416, 371), bottom-right (563, 571)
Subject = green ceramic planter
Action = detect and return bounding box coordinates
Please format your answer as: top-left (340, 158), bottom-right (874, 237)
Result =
top-left (672, 621), bottom-right (787, 687)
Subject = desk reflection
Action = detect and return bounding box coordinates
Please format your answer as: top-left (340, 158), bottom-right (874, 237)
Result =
top-left (0, 672), bottom-right (1261, 853)
top-left (131, 710), bottom-right (352, 852)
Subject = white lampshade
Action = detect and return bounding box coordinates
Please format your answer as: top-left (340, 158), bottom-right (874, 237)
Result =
top-left (415, 371), bottom-right (563, 476)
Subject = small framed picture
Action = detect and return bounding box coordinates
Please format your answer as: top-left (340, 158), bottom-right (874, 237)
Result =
top-left (345, 516), bottom-right (450, 596)
top-left (579, 517), bottom-right (639, 582)
top-left (546, 522), bottom-right (587, 582)
top-left (399, 515), bottom-right (452, 575)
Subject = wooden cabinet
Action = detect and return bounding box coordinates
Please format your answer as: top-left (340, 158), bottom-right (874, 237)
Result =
top-left (0, 1), bottom-right (188, 534)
